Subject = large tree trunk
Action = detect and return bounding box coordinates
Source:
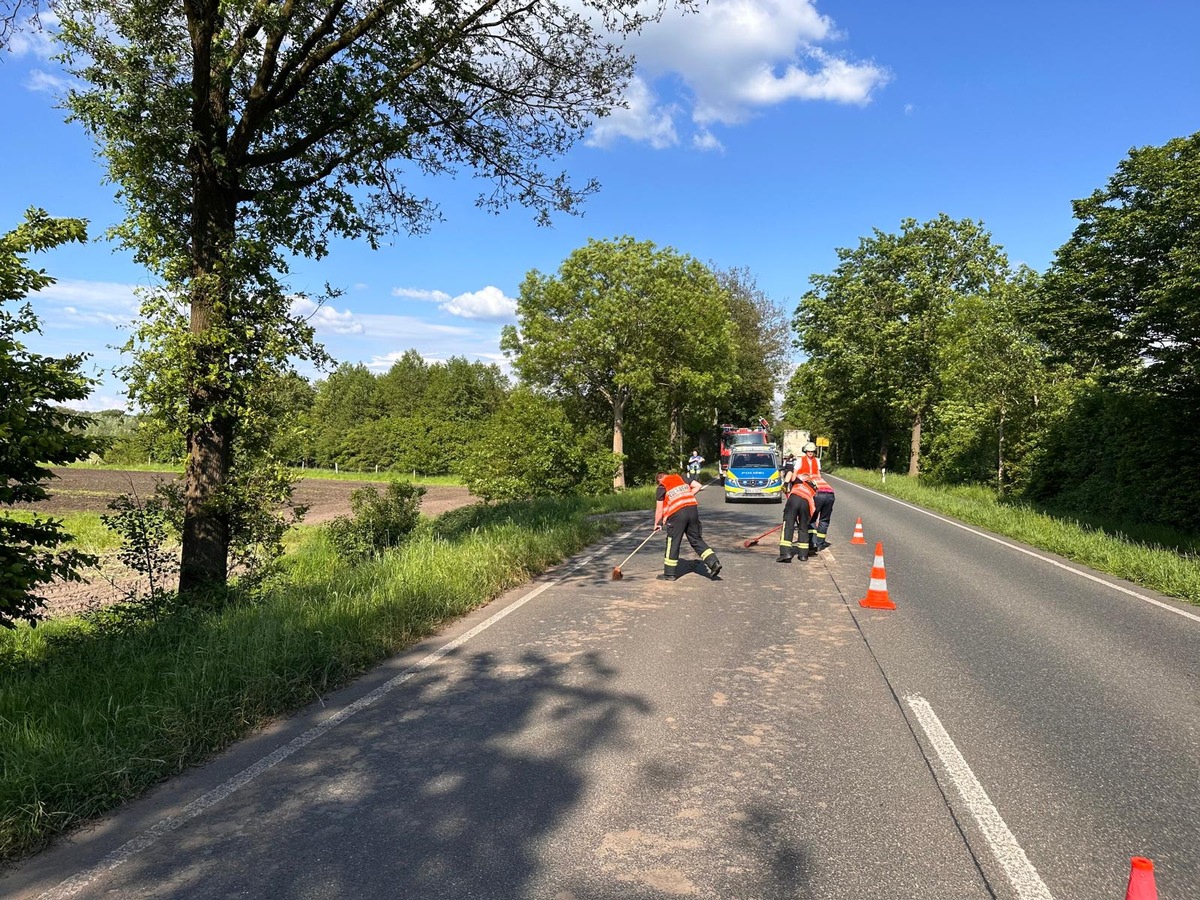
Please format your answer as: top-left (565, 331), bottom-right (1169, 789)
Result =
top-left (179, 48), bottom-right (237, 593)
top-left (612, 393), bottom-right (626, 490)
top-left (908, 412), bottom-right (922, 477)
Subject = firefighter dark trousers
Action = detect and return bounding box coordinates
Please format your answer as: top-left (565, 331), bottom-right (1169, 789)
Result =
top-left (663, 506), bottom-right (720, 577)
top-left (780, 494), bottom-right (812, 560)
top-left (811, 491), bottom-right (835, 550)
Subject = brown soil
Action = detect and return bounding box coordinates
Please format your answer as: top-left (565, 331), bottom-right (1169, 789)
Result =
top-left (21, 468), bottom-right (477, 619)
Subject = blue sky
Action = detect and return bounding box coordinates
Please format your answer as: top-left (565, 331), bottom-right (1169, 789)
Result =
top-left (3, 0), bottom-right (1199, 410)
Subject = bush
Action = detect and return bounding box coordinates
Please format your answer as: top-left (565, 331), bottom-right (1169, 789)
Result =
top-left (325, 480), bottom-right (425, 559)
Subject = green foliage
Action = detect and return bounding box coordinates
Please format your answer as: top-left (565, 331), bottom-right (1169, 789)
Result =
top-left (54, 0), bottom-right (678, 589)
top-left (1021, 384), bottom-right (1200, 534)
top-left (459, 389), bottom-right (617, 502)
top-left (325, 481), bottom-right (425, 560)
top-left (96, 491), bottom-right (179, 625)
top-left (712, 264), bottom-right (791, 427)
top-left (307, 356), bottom-right (509, 474)
top-left (504, 236), bottom-right (736, 487)
top-left (1, 210), bottom-right (101, 627)
top-left (789, 214), bottom-right (1021, 475)
top-left (1039, 130), bottom-right (1200, 400)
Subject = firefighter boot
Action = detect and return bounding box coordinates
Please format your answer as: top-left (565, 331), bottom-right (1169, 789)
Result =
top-left (776, 542), bottom-right (792, 563)
top-left (707, 556), bottom-right (723, 578)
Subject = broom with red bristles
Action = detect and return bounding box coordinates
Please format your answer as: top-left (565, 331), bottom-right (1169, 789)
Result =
top-left (611, 530), bottom-right (660, 580)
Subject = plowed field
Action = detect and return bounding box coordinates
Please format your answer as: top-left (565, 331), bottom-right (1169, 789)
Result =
top-left (18, 468), bottom-right (477, 618)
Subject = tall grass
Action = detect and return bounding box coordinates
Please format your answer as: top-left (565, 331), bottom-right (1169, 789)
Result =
top-left (0, 497), bottom-right (619, 862)
top-left (833, 468), bottom-right (1200, 605)
top-left (0, 511), bottom-right (121, 555)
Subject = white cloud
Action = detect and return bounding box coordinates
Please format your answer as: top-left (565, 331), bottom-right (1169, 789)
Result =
top-left (392, 287), bottom-right (452, 303)
top-left (353, 313), bottom-right (474, 340)
top-left (31, 279), bottom-right (140, 329)
top-left (25, 69), bottom-right (73, 95)
top-left (586, 76), bottom-right (679, 149)
top-left (438, 285), bottom-right (517, 321)
top-left (72, 393), bottom-right (131, 413)
top-left (596, 0), bottom-right (889, 145)
top-left (7, 13), bottom-right (58, 59)
top-left (290, 297), bottom-right (364, 334)
top-left (692, 129), bottom-right (725, 153)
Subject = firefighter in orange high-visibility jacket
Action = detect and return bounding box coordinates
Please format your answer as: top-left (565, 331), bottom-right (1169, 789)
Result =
top-left (778, 473), bottom-right (817, 562)
top-left (807, 473), bottom-right (836, 553)
top-left (795, 441), bottom-right (821, 477)
top-left (653, 471), bottom-right (722, 581)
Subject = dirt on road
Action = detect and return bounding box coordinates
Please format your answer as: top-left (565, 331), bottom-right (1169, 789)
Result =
top-left (18, 468), bottom-right (477, 618)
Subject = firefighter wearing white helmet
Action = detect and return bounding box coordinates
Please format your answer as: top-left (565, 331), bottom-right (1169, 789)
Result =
top-left (795, 441), bottom-right (821, 478)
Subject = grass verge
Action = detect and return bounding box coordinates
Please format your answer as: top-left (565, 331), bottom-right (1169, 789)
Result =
top-left (0, 495), bottom-right (635, 863)
top-left (833, 468), bottom-right (1200, 606)
top-left (0, 511), bottom-right (122, 555)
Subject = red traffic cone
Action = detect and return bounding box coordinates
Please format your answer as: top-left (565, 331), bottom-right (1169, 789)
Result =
top-left (1125, 857), bottom-right (1157, 900)
top-left (859, 542), bottom-right (896, 610)
top-left (850, 517), bottom-right (866, 545)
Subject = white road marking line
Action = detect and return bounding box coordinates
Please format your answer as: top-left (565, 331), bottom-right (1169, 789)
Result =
top-left (832, 476), bottom-right (1200, 624)
top-left (37, 526), bottom-right (641, 900)
top-left (905, 694), bottom-right (1055, 900)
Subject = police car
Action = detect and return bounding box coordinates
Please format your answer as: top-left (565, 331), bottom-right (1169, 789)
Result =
top-left (723, 449), bottom-right (783, 503)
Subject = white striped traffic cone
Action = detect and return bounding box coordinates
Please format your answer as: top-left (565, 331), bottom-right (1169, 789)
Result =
top-left (850, 517), bottom-right (866, 545)
top-left (859, 542), bottom-right (896, 610)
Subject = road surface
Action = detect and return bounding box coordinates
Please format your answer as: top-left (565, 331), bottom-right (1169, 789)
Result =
top-left (5, 475), bottom-right (1197, 899)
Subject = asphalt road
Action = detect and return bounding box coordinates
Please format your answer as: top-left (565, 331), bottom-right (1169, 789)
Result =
top-left (5, 476), bottom-right (1197, 899)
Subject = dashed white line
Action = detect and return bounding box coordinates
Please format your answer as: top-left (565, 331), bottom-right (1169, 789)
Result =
top-left (831, 476), bottom-right (1200, 624)
top-left (905, 694), bottom-right (1055, 900)
top-left (36, 526), bottom-right (642, 900)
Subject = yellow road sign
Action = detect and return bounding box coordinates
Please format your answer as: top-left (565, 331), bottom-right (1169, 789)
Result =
top-left (815, 436), bottom-right (830, 447)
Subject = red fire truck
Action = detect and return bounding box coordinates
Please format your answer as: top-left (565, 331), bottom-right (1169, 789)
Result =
top-left (718, 421), bottom-right (772, 477)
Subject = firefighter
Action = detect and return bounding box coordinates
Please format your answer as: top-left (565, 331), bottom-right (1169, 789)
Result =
top-left (795, 442), bottom-right (821, 477)
top-left (653, 471), bottom-right (722, 581)
top-left (778, 472), bottom-right (816, 562)
top-left (687, 449), bottom-right (704, 479)
top-left (808, 472), bottom-right (836, 553)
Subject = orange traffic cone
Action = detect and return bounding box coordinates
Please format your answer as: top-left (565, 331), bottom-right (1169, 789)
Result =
top-left (859, 542), bottom-right (896, 610)
top-left (1125, 857), bottom-right (1158, 900)
top-left (850, 517), bottom-right (866, 545)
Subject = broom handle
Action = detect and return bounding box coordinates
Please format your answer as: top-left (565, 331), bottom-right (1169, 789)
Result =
top-left (616, 530), bottom-right (659, 570)
top-left (752, 523), bottom-right (783, 542)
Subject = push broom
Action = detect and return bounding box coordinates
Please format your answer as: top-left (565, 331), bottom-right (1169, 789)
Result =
top-left (743, 523), bottom-right (783, 548)
top-left (611, 530), bottom-right (660, 580)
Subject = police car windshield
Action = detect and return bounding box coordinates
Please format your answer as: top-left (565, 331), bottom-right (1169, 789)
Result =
top-left (732, 453), bottom-right (775, 468)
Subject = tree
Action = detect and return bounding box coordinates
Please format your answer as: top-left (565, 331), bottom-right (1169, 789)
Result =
top-left (794, 215), bottom-right (1014, 475)
top-left (54, 0), bottom-right (690, 593)
top-left (460, 388), bottom-right (614, 502)
top-left (928, 269), bottom-right (1046, 491)
top-left (502, 237), bottom-right (735, 489)
top-left (712, 265), bottom-right (791, 426)
top-left (1039, 131), bottom-right (1200, 400)
top-left (0, 209), bottom-right (102, 627)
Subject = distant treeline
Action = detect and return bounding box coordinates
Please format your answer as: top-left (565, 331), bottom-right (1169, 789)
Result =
top-left (784, 133), bottom-right (1200, 535)
top-left (83, 349), bottom-right (723, 500)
